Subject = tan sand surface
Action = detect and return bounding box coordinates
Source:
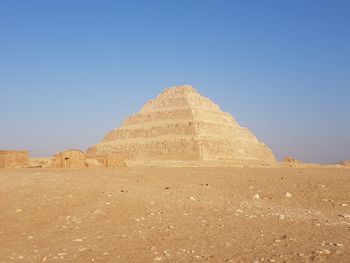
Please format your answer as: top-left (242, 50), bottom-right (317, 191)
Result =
top-left (0, 167), bottom-right (349, 262)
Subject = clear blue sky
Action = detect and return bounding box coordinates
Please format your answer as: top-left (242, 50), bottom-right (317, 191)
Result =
top-left (1, 0), bottom-right (349, 163)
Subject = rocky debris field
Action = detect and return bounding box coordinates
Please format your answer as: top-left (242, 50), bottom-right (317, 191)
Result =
top-left (0, 167), bottom-right (349, 262)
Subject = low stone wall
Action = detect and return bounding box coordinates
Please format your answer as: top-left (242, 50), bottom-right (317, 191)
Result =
top-left (0, 150), bottom-right (29, 168)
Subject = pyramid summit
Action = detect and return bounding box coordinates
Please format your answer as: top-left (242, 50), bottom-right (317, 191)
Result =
top-left (87, 85), bottom-right (276, 167)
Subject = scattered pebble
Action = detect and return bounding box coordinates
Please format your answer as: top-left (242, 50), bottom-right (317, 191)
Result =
top-left (285, 192), bottom-right (292, 198)
top-left (92, 209), bottom-right (106, 216)
top-left (253, 194), bottom-right (260, 200)
top-left (338, 214), bottom-right (350, 218)
top-left (334, 243), bottom-right (344, 247)
top-left (278, 214), bottom-right (286, 220)
top-left (320, 249), bottom-right (331, 254)
top-left (189, 196), bottom-right (196, 201)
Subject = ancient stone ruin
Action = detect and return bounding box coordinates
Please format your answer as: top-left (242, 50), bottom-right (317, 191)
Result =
top-left (85, 154), bottom-right (126, 168)
top-left (0, 150), bottom-right (29, 168)
top-left (283, 156), bottom-right (303, 167)
top-left (51, 150), bottom-right (86, 168)
top-left (337, 160), bottom-right (350, 167)
top-left (48, 150), bottom-right (126, 168)
top-left (87, 85), bottom-right (277, 167)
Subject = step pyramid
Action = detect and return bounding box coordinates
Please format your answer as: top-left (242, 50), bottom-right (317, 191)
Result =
top-left (87, 85), bottom-right (276, 167)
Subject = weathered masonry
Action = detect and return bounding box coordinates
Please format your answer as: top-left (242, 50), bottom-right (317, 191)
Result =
top-left (0, 150), bottom-right (29, 168)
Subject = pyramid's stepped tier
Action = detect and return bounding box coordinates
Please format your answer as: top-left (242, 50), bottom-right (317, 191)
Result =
top-left (118, 108), bottom-right (238, 128)
top-left (87, 85), bottom-right (277, 167)
top-left (140, 86), bottom-right (221, 113)
top-left (103, 121), bottom-right (251, 142)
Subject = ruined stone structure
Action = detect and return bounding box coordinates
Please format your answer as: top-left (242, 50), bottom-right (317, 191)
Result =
top-left (86, 154), bottom-right (126, 168)
top-left (51, 150), bottom-right (85, 168)
top-left (105, 154), bottom-right (127, 168)
top-left (337, 160), bottom-right (350, 167)
top-left (28, 157), bottom-right (52, 168)
top-left (0, 150), bottom-right (29, 168)
top-left (87, 85), bottom-right (276, 167)
top-left (283, 156), bottom-right (303, 168)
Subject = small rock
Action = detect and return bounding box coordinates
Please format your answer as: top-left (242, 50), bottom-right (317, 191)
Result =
top-left (341, 203), bottom-right (348, 207)
top-left (285, 192), bottom-right (292, 198)
top-left (278, 214), bottom-right (286, 220)
top-left (334, 243), bottom-right (344, 247)
top-left (73, 239), bottom-right (83, 242)
top-left (16, 209), bottom-right (22, 213)
top-left (154, 256), bottom-right (162, 261)
top-left (92, 209), bottom-right (106, 216)
top-left (253, 194), bottom-right (260, 200)
top-left (338, 214), bottom-right (350, 218)
top-left (189, 196), bottom-right (196, 201)
top-left (322, 249), bottom-right (331, 254)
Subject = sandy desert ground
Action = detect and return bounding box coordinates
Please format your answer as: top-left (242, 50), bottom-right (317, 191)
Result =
top-left (0, 167), bottom-right (349, 263)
